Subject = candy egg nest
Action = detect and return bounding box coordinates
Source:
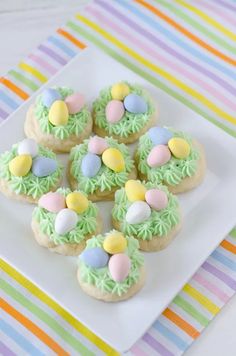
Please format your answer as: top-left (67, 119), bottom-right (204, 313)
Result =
top-left (92, 82), bottom-right (155, 138)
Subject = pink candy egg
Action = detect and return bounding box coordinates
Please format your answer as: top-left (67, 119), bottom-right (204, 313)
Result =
top-left (65, 93), bottom-right (85, 114)
top-left (147, 145), bottom-right (171, 168)
top-left (145, 189), bottom-right (168, 211)
top-left (108, 253), bottom-right (131, 282)
top-left (105, 100), bottom-right (125, 124)
top-left (38, 192), bottom-right (66, 213)
top-left (88, 136), bottom-right (109, 155)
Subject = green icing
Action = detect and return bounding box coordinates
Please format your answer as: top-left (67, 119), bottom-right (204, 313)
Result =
top-left (112, 182), bottom-right (180, 240)
top-left (136, 128), bottom-right (200, 186)
top-left (32, 187), bottom-right (99, 244)
top-left (92, 82), bottom-right (155, 138)
top-left (0, 144), bottom-right (63, 198)
top-left (78, 231), bottom-right (144, 296)
top-left (70, 136), bottom-right (135, 194)
top-left (35, 87), bottom-right (91, 140)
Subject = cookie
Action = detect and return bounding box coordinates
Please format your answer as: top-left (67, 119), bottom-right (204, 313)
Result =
top-left (112, 180), bottom-right (182, 251)
top-left (0, 138), bottom-right (63, 203)
top-left (77, 230), bottom-right (145, 302)
top-left (31, 187), bottom-right (102, 255)
top-left (25, 87), bottom-right (92, 153)
top-left (93, 81), bottom-right (157, 143)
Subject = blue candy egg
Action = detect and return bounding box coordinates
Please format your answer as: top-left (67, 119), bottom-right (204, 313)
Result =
top-left (148, 127), bottom-right (173, 145)
top-left (80, 247), bottom-right (109, 268)
top-left (42, 88), bottom-right (61, 108)
top-left (32, 156), bottom-right (57, 177)
top-left (81, 153), bottom-right (101, 178)
top-left (124, 93), bottom-right (147, 114)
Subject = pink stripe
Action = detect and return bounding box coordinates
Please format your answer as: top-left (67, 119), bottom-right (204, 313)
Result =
top-left (198, 0), bottom-right (236, 27)
top-left (130, 344), bottom-right (149, 356)
top-left (28, 54), bottom-right (57, 75)
top-left (193, 272), bottom-right (230, 303)
top-left (86, 5), bottom-right (236, 112)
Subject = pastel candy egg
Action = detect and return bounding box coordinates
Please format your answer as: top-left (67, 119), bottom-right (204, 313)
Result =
top-left (168, 137), bottom-right (191, 159)
top-left (145, 189), bottom-right (168, 211)
top-left (9, 154), bottom-right (32, 177)
top-left (88, 136), bottom-right (108, 155)
top-left (65, 92), bottom-right (85, 114)
top-left (66, 192), bottom-right (89, 214)
top-left (81, 153), bottom-right (101, 177)
top-left (124, 94), bottom-right (147, 114)
top-left (147, 145), bottom-right (171, 168)
top-left (109, 253), bottom-right (131, 282)
top-left (126, 201), bottom-right (151, 224)
top-left (148, 127), bottom-right (173, 146)
top-left (102, 148), bottom-right (125, 172)
top-left (18, 138), bottom-right (38, 158)
top-left (105, 100), bottom-right (125, 124)
top-left (38, 192), bottom-right (66, 213)
top-left (103, 231), bottom-right (127, 254)
top-left (54, 208), bottom-right (78, 235)
top-left (80, 247), bottom-right (109, 268)
top-left (32, 156), bottom-right (57, 177)
top-left (48, 100), bottom-right (69, 126)
top-left (111, 82), bottom-right (130, 100)
top-left (42, 88), bottom-right (61, 108)
top-left (125, 180), bottom-right (146, 202)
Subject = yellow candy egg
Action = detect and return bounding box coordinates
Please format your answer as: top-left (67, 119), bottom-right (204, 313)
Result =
top-left (125, 180), bottom-right (146, 202)
top-left (102, 148), bottom-right (125, 172)
top-left (168, 138), bottom-right (191, 159)
top-left (9, 154), bottom-right (32, 177)
top-left (111, 82), bottom-right (130, 101)
top-left (48, 100), bottom-right (69, 126)
top-left (66, 192), bottom-right (89, 214)
top-left (103, 232), bottom-right (127, 254)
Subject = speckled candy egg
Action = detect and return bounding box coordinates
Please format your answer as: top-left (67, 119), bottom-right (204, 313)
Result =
top-left (103, 231), bottom-right (127, 254)
top-left (54, 208), bottom-right (78, 235)
top-left (147, 145), bottom-right (171, 168)
top-left (42, 88), bottom-right (61, 108)
top-left (125, 180), bottom-right (146, 202)
top-left (105, 100), bottom-right (125, 124)
top-left (80, 247), bottom-right (109, 268)
top-left (32, 156), bottom-right (57, 177)
top-left (148, 127), bottom-right (173, 146)
top-left (111, 82), bottom-right (130, 100)
top-left (102, 148), bottom-right (125, 172)
top-left (168, 138), bottom-right (191, 159)
top-left (88, 136), bottom-right (108, 155)
top-left (124, 94), bottom-right (147, 114)
top-left (109, 253), bottom-right (131, 282)
top-left (18, 138), bottom-right (38, 158)
top-left (38, 192), bottom-right (66, 213)
top-left (126, 201), bottom-right (151, 224)
top-left (81, 153), bottom-right (101, 177)
top-left (48, 100), bottom-right (69, 126)
top-left (66, 192), bottom-right (89, 214)
top-left (9, 154), bottom-right (32, 177)
top-left (145, 189), bottom-right (168, 211)
top-left (65, 92), bottom-right (85, 114)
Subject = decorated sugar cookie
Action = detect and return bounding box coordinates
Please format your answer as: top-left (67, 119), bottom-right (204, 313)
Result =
top-left (68, 135), bottom-right (136, 201)
top-left (135, 127), bottom-right (206, 193)
top-left (77, 230), bottom-right (145, 301)
top-left (0, 138), bottom-right (63, 203)
top-left (31, 187), bottom-right (102, 255)
top-left (25, 87), bottom-right (92, 152)
top-left (112, 180), bottom-right (182, 251)
top-left (92, 81), bottom-right (156, 143)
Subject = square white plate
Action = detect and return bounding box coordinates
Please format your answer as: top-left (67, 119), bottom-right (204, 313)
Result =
top-left (1, 47), bottom-right (236, 353)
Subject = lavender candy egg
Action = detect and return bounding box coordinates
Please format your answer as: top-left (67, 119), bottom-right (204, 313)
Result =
top-left (124, 94), bottom-right (147, 114)
top-left (32, 156), bottom-right (57, 177)
top-left (81, 153), bottom-right (101, 177)
top-left (80, 247), bottom-right (109, 268)
top-left (147, 145), bottom-right (171, 168)
top-left (42, 88), bottom-right (61, 108)
top-left (105, 100), bottom-right (125, 124)
top-left (109, 253), bottom-right (131, 282)
top-left (148, 127), bottom-right (173, 146)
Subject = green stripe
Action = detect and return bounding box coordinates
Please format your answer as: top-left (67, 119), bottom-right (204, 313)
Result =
top-left (174, 295), bottom-right (209, 327)
top-left (9, 70), bottom-right (39, 91)
top-left (230, 228), bottom-right (236, 238)
top-left (0, 279), bottom-right (94, 356)
top-left (154, 0), bottom-right (236, 55)
top-left (67, 20), bottom-right (236, 138)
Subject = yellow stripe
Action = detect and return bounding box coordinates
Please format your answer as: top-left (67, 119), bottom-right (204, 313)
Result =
top-left (76, 14), bottom-right (236, 125)
top-left (18, 62), bottom-right (48, 83)
top-left (175, 0), bottom-right (236, 42)
top-left (0, 259), bottom-right (119, 356)
top-left (183, 284), bottom-right (220, 315)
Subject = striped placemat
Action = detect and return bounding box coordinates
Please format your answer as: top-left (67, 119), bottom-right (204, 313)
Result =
top-left (0, 1), bottom-right (236, 355)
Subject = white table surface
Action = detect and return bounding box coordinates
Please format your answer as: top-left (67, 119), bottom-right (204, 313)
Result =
top-left (0, 2), bottom-right (235, 355)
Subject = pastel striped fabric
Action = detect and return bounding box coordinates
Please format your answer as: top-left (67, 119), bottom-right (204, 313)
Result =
top-left (0, 0), bottom-right (236, 355)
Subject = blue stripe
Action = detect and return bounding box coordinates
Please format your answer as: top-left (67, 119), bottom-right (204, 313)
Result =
top-left (0, 319), bottom-right (45, 356)
top-left (0, 90), bottom-right (19, 110)
top-left (116, 0), bottom-right (236, 81)
top-left (153, 321), bottom-right (188, 351)
top-left (211, 250), bottom-right (236, 271)
top-left (48, 36), bottom-right (76, 57)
